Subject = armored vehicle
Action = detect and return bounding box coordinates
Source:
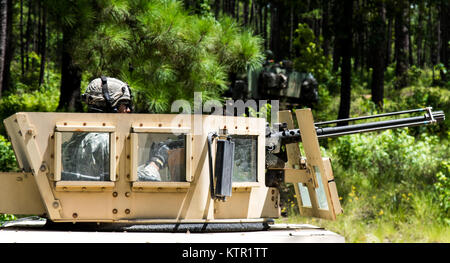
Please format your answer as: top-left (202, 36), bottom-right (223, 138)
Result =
top-left (0, 107), bottom-right (444, 230)
top-left (230, 60), bottom-right (319, 109)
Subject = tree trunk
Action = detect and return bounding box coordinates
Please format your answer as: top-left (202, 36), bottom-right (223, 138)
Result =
top-left (332, 0), bottom-right (342, 72)
top-left (230, 0), bottom-right (235, 18)
top-left (0, 0), bottom-right (12, 98)
top-left (263, 3), bottom-right (268, 50)
top-left (407, 6), bottom-right (413, 66)
top-left (440, 0), bottom-right (449, 81)
top-left (385, 15), bottom-right (392, 68)
top-left (243, 0), bottom-right (249, 26)
top-left (322, 0), bottom-right (331, 58)
top-left (416, 1), bottom-right (424, 67)
top-left (394, 0), bottom-right (409, 89)
top-left (58, 29), bottom-right (82, 112)
top-left (289, 3), bottom-right (293, 57)
top-left (25, 0), bottom-right (33, 72)
top-left (214, 0), bottom-right (220, 18)
top-left (337, 0), bottom-right (353, 123)
top-left (353, 0), bottom-right (361, 72)
top-left (371, 1), bottom-right (386, 108)
top-left (20, 0), bottom-right (24, 76)
top-left (39, 5), bottom-right (46, 87)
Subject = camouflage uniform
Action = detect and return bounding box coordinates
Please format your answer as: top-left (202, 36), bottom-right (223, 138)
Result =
top-left (61, 133), bottom-right (110, 181)
top-left (61, 132), bottom-right (162, 182)
top-left (60, 77), bottom-right (161, 182)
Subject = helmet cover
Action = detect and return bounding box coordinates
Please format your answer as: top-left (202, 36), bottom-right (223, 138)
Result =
top-left (83, 77), bottom-right (132, 111)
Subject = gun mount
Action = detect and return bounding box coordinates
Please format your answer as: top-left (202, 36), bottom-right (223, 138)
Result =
top-left (266, 107), bottom-right (445, 166)
top-left (0, 107), bottom-right (444, 226)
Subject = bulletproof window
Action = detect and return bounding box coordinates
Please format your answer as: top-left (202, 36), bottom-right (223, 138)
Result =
top-left (59, 132), bottom-right (111, 181)
top-left (53, 123), bottom-right (117, 191)
top-left (229, 135), bottom-right (258, 182)
top-left (134, 133), bottom-right (186, 182)
top-left (279, 108), bottom-right (342, 220)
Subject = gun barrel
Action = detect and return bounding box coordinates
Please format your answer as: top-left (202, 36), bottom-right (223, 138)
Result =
top-left (276, 109), bottom-right (445, 144)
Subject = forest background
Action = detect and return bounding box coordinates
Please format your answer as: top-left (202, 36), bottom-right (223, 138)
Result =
top-left (0, 0), bottom-right (448, 242)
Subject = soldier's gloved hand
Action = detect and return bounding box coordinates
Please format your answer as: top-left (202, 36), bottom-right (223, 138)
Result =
top-left (137, 162), bottom-right (161, 181)
top-left (150, 143), bottom-right (170, 169)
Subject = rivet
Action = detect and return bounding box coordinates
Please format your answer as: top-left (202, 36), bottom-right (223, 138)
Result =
top-left (112, 192), bottom-right (118, 197)
top-left (64, 122), bottom-right (67, 126)
top-left (125, 209), bottom-right (130, 214)
top-left (52, 202), bottom-right (59, 208)
top-left (112, 209), bottom-right (118, 214)
top-left (102, 123), bottom-right (106, 126)
top-left (72, 213), bottom-right (78, 218)
top-left (140, 123), bottom-right (143, 127)
top-left (83, 122), bottom-right (87, 126)
top-left (125, 192), bottom-right (131, 197)
top-left (158, 123), bottom-right (162, 127)
top-left (178, 124), bottom-right (181, 127)
top-left (82, 187), bottom-right (87, 191)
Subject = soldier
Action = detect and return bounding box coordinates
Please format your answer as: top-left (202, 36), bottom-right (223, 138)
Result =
top-left (61, 76), bottom-right (163, 182)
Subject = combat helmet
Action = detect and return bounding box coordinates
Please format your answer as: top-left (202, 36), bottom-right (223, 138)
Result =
top-left (82, 76), bottom-right (133, 113)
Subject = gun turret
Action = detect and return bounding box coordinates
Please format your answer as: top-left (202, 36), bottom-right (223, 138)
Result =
top-left (266, 107), bottom-right (445, 168)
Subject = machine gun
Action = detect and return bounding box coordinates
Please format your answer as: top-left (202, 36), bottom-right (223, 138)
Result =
top-left (206, 107), bottom-right (444, 220)
top-left (265, 107), bottom-right (445, 169)
top-left (252, 107), bottom-right (444, 220)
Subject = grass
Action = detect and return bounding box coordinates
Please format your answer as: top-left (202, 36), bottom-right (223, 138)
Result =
top-left (276, 198), bottom-right (450, 243)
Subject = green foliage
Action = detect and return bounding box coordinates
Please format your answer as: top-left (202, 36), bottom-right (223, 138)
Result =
top-left (384, 83), bottom-right (450, 138)
top-left (280, 61), bottom-right (449, 240)
top-left (434, 161), bottom-right (450, 223)
top-left (329, 127), bottom-right (447, 224)
top-left (75, 0), bottom-right (264, 113)
top-left (0, 85), bottom-right (60, 131)
top-left (292, 23), bottom-right (329, 83)
top-left (0, 214), bottom-right (17, 222)
top-left (0, 135), bottom-right (19, 172)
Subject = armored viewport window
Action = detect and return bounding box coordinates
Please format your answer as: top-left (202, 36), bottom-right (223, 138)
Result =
top-left (230, 135), bottom-right (258, 182)
top-left (136, 133), bottom-right (186, 182)
top-left (60, 132), bottom-right (111, 181)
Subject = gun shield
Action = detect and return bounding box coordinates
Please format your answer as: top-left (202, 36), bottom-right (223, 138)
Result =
top-left (214, 139), bottom-right (235, 199)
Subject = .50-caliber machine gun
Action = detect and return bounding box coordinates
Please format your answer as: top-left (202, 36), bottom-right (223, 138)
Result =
top-left (265, 107), bottom-right (445, 169)
top-left (208, 107), bottom-right (445, 220)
